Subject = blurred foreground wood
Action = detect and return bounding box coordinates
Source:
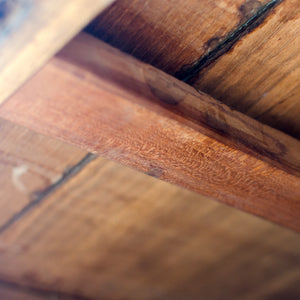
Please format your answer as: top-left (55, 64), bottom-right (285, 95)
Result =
top-left (1, 33), bottom-right (299, 231)
top-left (0, 0), bottom-right (114, 104)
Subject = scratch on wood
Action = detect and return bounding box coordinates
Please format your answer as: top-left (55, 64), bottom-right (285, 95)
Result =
top-left (12, 164), bottom-right (28, 192)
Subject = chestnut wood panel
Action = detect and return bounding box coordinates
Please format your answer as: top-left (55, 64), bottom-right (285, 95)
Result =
top-left (86, 0), bottom-right (267, 75)
top-left (191, 0), bottom-right (300, 139)
top-left (0, 0), bottom-right (114, 104)
top-left (1, 33), bottom-right (299, 230)
top-left (0, 117), bottom-right (87, 228)
top-left (0, 157), bottom-right (299, 300)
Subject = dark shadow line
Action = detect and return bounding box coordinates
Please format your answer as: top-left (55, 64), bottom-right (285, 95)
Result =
top-left (0, 153), bottom-right (97, 235)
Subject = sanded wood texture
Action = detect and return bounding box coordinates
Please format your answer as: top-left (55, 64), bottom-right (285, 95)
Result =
top-left (0, 117), bottom-right (87, 228)
top-left (0, 0), bottom-right (114, 104)
top-left (0, 157), bottom-right (299, 300)
top-left (86, 0), bottom-right (300, 138)
top-left (1, 33), bottom-right (299, 231)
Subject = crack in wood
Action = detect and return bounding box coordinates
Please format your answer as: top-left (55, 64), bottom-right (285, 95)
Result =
top-left (0, 153), bottom-right (97, 235)
top-left (175, 0), bottom-right (283, 83)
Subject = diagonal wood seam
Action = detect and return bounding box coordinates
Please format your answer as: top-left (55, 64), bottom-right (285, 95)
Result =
top-left (175, 0), bottom-right (283, 82)
top-left (0, 153), bottom-right (97, 235)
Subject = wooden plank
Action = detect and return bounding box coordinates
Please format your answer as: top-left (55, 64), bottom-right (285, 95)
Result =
top-left (86, 0), bottom-right (300, 139)
top-left (0, 0), bottom-right (114, 104)
top-left (0, 117), bottom-right (87, 228)
top-left (0, 157), bottom-right (299, 299)
top-left (0, 33), bottom-right (299, 231)
top-left (192, 0), bottom-right (300, 138)
top-left (86, 0), bottom-right (267, 75)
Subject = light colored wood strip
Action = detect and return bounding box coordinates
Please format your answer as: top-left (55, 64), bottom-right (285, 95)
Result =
top-left (1, 33), bottom-right (299, 230)
top-left (0, 0), bottom-right (114, 104)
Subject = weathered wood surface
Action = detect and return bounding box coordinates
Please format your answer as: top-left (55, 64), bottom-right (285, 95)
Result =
top-left (86, 0), bottom-right (267, 75)
top-left (86, 0), bottom-right (300, 138)
top-left (0, 0), bottom-right (114, 104)
top-left (0, 157), bottom-right (299, 300)
top-left (193, 0), bottom-right (300, 139)
top-left (0, 117), bottom-right (87, 229)
top-left (1, 33), bottom-right (299, 231)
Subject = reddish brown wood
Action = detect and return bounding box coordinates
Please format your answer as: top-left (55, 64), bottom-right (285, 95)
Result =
top-left (0, 157), bottom-right (299, 300)
top-left (0, 33), bottom-right (299, 231)
top-left (0, 118), bottom-right (87, 228)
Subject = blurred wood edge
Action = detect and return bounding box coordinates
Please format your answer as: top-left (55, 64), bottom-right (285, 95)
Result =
top-left (0, 0), bottom-right (115, 104)
top-left (0, 33), bottom-right (299, 231)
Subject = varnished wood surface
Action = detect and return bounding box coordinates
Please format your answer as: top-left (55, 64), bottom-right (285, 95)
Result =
top-left (0, 117), bottom-right (87, 228)
top-left (0, 0), bottom-right (114, 104)
top-left (1, 33), bottom-right (299, 230)
top-left (86, 0), bottom-right (300, 138)
top-left (0, 157), bottom-right (299, 300)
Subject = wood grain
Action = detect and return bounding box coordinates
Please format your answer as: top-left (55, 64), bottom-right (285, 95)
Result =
top-left (0, 0), bottom-right (114, 104)
top-left (193, 0), bottom-right (300, 139)
top-left (0, 117), bottom-right (87, 228)
top-left (0, 157), bottom-right (299, 300)
top-left (1, 33), bottom-right (299, 230)
top-left (86, 0), bottom-right (300, 139)
top-left (86, 0), bottom-right (267, 75)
